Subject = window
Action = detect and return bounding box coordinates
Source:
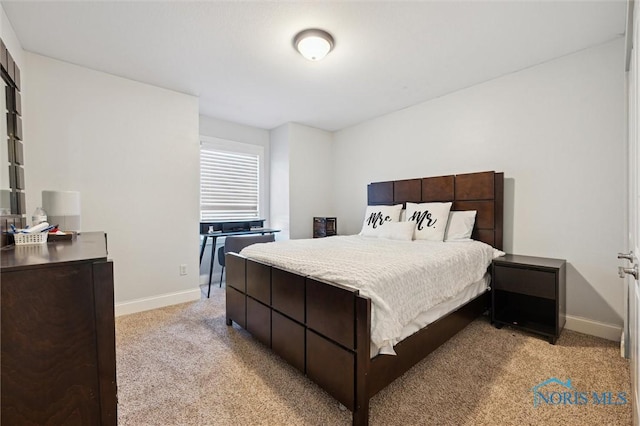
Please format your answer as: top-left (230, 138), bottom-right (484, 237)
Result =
top-left (200, 138), bottom-right (262, 221)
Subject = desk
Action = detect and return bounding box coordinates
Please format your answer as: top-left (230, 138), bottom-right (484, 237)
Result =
top-left (199, 228), bottom-right (280, 295)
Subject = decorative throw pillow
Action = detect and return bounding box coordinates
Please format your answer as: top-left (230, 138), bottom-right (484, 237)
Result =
top-left (360, 204), bottom-right (403, 237)
top-left (444, 210), bottom-right (477, 241)
top-left (376, 221), bottom-right (416, 241)
top-left (405, 202), bottom-right (452, 241)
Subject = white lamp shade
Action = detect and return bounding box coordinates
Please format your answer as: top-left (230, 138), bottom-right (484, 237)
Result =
top-left (294, 29), bottom-right (334, 61)
top-left (42, 190), bottom-right (81, 231)
top-left (297, 36), bottom-right (331, 61)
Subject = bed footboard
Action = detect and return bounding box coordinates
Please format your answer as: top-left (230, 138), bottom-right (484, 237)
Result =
top-left (225, 253), bottom-right (372, 425)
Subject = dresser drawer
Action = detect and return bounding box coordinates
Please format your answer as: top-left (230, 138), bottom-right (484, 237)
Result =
top-left (493, 265), bottom-right (556, 300)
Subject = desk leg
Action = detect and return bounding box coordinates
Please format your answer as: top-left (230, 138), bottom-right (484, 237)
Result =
top-left (207, 236), bottom-right (218, 298)
top-left (199, 236), bottom-right (208, 265)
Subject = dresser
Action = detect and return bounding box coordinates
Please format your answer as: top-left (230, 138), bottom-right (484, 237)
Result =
top-left (1, 232), bottom-right (117, 425)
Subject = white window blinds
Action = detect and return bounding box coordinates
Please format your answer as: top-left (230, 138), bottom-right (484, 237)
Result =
top-left (200, 147), bottom-right (260, 221)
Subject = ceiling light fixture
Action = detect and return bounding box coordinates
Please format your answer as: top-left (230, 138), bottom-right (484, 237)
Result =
top-left (293, 29), bottom-right (334, 61)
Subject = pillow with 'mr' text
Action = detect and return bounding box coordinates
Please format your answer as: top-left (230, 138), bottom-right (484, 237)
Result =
top-left (405, 202), bottom-right (452, 241)
top-left (360, 204), bottom-right (403, 237)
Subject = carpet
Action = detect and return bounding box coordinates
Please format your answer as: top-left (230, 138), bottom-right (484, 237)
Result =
top-left (116, 286), bottom-right (631, 425)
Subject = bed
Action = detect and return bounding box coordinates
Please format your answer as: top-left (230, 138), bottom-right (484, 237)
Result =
top-left (225, 170), bottom-right (504, 425)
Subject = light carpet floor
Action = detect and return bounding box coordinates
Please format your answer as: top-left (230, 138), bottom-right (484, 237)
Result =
top-left (116, 286), bottom-right (631, 425)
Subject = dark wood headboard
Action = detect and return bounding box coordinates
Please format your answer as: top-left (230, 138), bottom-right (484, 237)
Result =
top-left (367, 171), bottom-right (504, 250)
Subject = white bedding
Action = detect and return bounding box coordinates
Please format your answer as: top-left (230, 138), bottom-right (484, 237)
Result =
top-left (386, 275), bottom-right (490, 357)
top-left (240, 235), bottom-right (503, 355)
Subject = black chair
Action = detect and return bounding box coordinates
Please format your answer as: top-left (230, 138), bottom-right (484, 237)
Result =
top-left (214, 234), bottom-right (276, 295)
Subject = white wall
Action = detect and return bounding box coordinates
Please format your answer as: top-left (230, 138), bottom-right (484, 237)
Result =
top-left (289, 123), bottom-right (334, 239)
top-left (269, 123), bottom-right (334, 240)
top-left (270, 123), bottom-right (291, 240)
top-left (25, 53), bottom-right (201, 314)
top-left (333, 39), bottom-right (626, 334)
top-left (200, 114), bottom-right (270, 148)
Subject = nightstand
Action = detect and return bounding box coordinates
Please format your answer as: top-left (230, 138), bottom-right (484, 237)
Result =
top-left (492, 254), bottom-right (566, 344)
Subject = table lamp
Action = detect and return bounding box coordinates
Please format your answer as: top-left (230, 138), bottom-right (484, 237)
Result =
top-left (42, 190), bottom-right (81, 232)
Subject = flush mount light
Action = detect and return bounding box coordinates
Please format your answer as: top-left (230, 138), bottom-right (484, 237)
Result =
top-left (293, 29), bottom-right (334, 61)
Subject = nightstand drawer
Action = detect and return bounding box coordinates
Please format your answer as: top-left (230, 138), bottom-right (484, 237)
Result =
top-left (493, 265), bottom-right (555, 299)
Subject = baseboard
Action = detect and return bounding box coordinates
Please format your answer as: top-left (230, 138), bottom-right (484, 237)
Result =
top-left (565, 315), bottom-right (622, 342)
top-left (115, 288), bottom-right (201, 317)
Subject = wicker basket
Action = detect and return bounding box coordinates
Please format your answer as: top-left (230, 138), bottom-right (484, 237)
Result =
top-left (14, 232), bottom-right (48, 246)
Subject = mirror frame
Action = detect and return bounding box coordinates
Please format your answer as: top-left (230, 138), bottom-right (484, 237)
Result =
top-left (0, 37), bottom-right (25, 246)
top-left (0, 37), bottom-right (23, 217)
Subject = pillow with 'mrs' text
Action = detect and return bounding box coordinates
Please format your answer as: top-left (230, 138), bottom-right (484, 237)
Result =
top-left (360, 204), bottom-right (403, 237)
top-left (405, 202), bottom-right (452, 241)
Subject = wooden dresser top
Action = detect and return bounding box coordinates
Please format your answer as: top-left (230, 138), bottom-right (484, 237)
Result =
top-left (1, 232), bottom-right (108, 272)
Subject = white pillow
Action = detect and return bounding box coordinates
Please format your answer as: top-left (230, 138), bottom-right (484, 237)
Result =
top-left (360, 204), bottom-right (402, 237)
top-left (405, 202), bottom-right (452, 241)
top-left (376, 221), bottom-right (416, 241)
top-left (444, 210), bottom-right (477, 241)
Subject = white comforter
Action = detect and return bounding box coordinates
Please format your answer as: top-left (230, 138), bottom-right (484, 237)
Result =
top-left (240, 235), bottom-right (503, 354)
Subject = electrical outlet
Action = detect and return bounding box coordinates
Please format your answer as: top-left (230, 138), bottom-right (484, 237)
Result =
top-left (179, 264), bottom-right (187, 276)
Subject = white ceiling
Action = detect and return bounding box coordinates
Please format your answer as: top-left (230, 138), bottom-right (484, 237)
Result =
top-left (2, 1), bottom-right (627, 132)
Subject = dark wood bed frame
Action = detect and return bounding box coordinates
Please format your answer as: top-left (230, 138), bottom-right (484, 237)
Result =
top-left (225, 170), bottom-right (503, 425)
